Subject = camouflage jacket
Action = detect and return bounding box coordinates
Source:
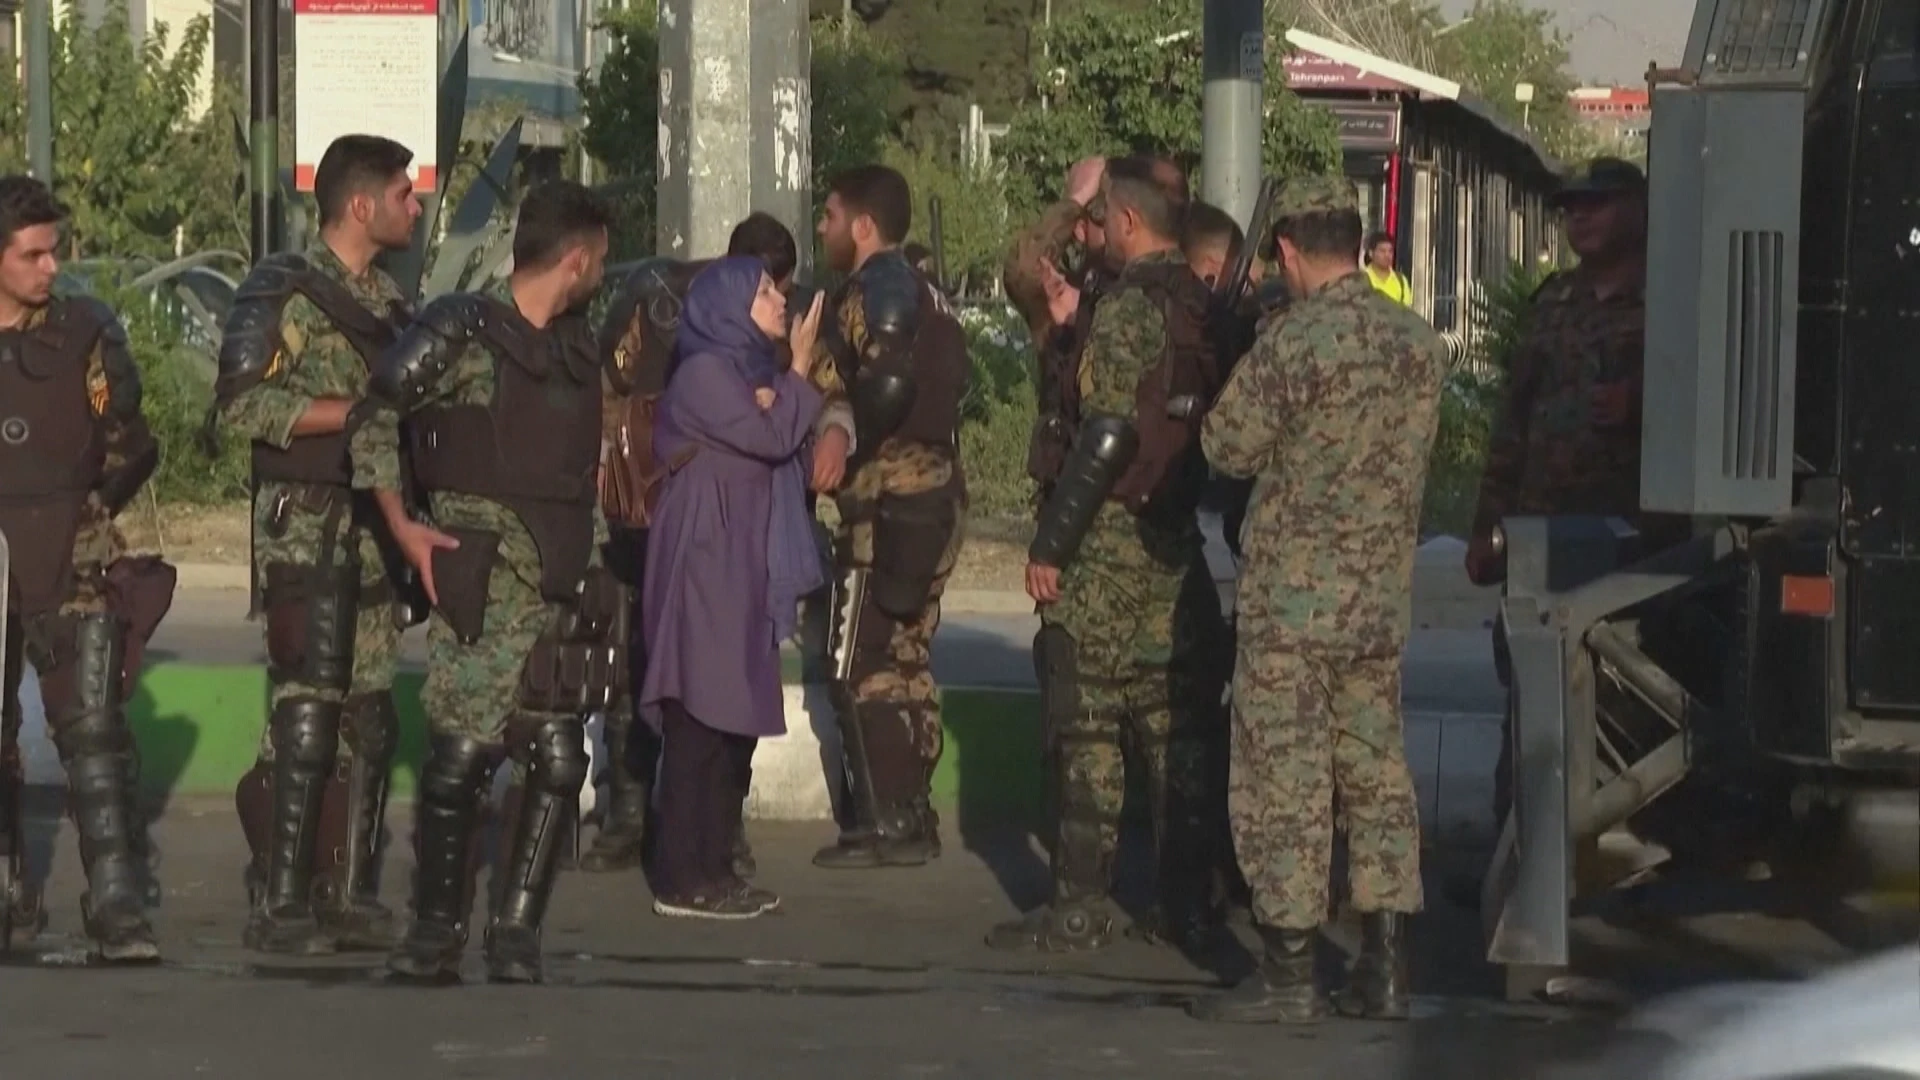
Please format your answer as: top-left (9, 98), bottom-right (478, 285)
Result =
top-left (350, 281), bottom-right (609, 595)
top-left (218, 243), bottom-right (405, 452)
top-left (1069, 248), bottom-right (1203, 576)
top-left (1201, 271), bottom-right (1445, 656)
top-left (1469, 267), bottom-right (1674, 543)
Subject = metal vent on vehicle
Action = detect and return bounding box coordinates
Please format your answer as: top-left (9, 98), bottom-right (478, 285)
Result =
top-left (1694, 0), bottom-right (1828, 84)
top-left (1722, 230), bottom-right (1787, 482)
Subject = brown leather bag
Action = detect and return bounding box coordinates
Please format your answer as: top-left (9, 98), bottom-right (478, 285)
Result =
top-left (600, 391), bottom-right (668, 530)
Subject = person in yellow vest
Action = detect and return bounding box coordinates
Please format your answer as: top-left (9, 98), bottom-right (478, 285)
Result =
top-left (1363, 232), bottom-right (1412, 306)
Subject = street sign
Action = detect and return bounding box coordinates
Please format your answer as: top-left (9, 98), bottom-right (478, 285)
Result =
top-left (292, 0), bottom-right (441, 192)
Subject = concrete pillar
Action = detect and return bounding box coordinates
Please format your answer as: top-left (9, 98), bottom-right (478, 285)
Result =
top-left (656, 0), bottom-right (811, 276)
top-left (1201, 0), bottom-right (1264, 229)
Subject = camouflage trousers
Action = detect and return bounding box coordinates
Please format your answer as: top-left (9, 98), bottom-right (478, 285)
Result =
top-left (420, 559), bottom-right (580, 769)
top-left (251, 485), bottom-right (402, 765)
top-left (1041, 555), bottom-right (1225, 905)
top-left (1228, 643), bottom-right (1424, 930)
top-left (844, 582), bottom-right (949, 808)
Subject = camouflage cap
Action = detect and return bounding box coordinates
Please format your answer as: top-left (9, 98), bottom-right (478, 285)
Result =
top-left (1273, 174), bottom-right (1358, 218)
top-left (1552, 157), bottom-right (1647, 204)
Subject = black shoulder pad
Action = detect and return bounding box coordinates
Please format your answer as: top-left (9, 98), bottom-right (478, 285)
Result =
top-left (858, 251), bottom-right (923, 354)
top-left (852, 367), bottom-right (917, 442)
top-left (214, 254), bottom-right (318, 405)
top-left (1029, 414), bottom-right (1140, 569)
top-left (369, 293), bottom-right (486, 409)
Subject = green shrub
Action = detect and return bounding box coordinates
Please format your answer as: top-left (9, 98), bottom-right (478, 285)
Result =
top-left (104, 286), bottom-right (249, 506)
top-left (958, 306), bottom-right (1040, 522)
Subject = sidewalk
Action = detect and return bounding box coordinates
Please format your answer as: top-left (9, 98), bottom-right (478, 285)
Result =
top-left (0, 806), bottom-right (1609, 1078)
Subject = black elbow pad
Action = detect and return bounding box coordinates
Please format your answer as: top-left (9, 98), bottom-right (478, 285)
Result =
top-left (1029, 414), bottom-right (1140, 569)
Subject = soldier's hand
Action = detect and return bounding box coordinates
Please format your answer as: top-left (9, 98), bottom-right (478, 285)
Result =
top-left (1038, 259), bottom-right (1081, 327)
top-left (812, 426), bottom-right (850, 492)
top-left (1025, 561), bottom-right (1062, 605)
top-left (1465, 532), bottom-right (1503, 587)
top-left (395, 519), bottom-right (461, 606)
top-left (1590, 381), bottom-right (1636, 428)
top-left (1066, 156), bottom-right (1106, 206)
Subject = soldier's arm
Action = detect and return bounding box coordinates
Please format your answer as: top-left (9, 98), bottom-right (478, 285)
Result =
top-left (808, 290), bottom-right (856, 447)
top-left (1469, 313), bottom-right (1546, 539)
top-left (1027, 295), bottom-right (1159, 571)
top-left (216, 294), bottom-right (360, 446)
top-left (348, 296), bottom-right (478, 497)
top-left (1004, 199), bottom-right (1085, 340)
top-left (1200, 323), bottom-right (1304, 479)
top-left (89, 311), bottom-right (160, 517)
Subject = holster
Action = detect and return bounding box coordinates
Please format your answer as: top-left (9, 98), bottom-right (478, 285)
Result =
top-left (261, 560), bottom-right (361, 690)
top-left (869, 489), bottom-right (956, 619)
top-left (430, 527), bottom-right (502, 644)
top-left (104, 556), bottom-right (177, 699)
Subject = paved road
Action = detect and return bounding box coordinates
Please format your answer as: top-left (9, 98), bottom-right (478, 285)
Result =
top-left (0, 808), bottom-right (1866, 1079)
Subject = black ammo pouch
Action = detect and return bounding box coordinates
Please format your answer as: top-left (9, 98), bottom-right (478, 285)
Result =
top-left (261, 561), bottom-right (361, 689)
top-left (554, 566), bottom-right (624, 643)
top-left (869, 489), bottom-right (957, 619)
top-left (520, 630), bottom-right (626, 714)
top-left (430, 527), bottom-right (503, 645)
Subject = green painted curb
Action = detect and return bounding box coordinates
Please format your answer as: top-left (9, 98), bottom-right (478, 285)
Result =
top-left (127, 662), bottom-right (1045, 819)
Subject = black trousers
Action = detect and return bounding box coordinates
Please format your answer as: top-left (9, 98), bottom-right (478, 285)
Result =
top-left (652, 700), bottom-right (756, 896)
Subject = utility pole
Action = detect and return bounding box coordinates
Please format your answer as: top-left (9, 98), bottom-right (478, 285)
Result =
top-left (1201, 0), bottom-right (1263, 230)
top-left (657, 0), bottom-right (811, 279)
top-left (249, 0), bottom-right (284, 264)
top-left (24, 0), bottom-right (54, 182)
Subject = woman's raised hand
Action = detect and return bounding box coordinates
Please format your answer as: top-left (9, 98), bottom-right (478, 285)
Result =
top-left (788, 291), bottom-right (827, 378)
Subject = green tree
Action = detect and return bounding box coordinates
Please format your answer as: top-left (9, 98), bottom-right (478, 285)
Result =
top-left (995, 0), bottom-right (1343, 218)
top-left (1433, 0), bottom-right (1581, 158)
top-left (0, 0), bottom-right (213, 258)
top-left (878, 138), bottom-right (1006, 294)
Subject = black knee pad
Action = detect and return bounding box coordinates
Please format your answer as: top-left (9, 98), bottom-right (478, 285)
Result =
top-left (269, 697), bottom-right (342, 771)
top-left (342, 691), bottom-right (401, 768)
top-left (513, 717), bottom-right (590, 798)
top-left (418, 735), bottom-right (496, 810)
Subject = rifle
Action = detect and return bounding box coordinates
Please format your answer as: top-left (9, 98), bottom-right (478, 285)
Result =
top-left (1211, 175), bottom-right (1277, 321)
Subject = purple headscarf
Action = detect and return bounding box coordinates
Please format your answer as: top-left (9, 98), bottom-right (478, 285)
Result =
top-left (674, 256), bottom-right (822, 645)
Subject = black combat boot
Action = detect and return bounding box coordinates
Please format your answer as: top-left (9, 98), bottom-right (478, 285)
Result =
top-left (1, 730), bottom-right (47, 950)
top-left (389, 736), bottom-right (493, 984)
top-left (51, 617), bottom-right (160, 964)
top-left (244, 698), bottom-right (339, 956)
top-left (1335, 912), bottom-right (1412, 1020)
top-left (316, 693), bottom-right (400, 950)
top-left (812, 803), bottom-right (934, 869)
top-left (484, 717), bottom-right (587, 984)
top-left (579, 711), bottom-right (650, 873)
top-left (1188, 924), bottom-right (1327, 1024)
top-left (986, 816), bottom-right (1117, 953)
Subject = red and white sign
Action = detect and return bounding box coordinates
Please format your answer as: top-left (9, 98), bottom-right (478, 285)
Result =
top-left (293, 0), bottom-right (440, 192)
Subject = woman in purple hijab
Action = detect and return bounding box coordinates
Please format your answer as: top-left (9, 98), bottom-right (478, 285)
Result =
top-left (640, 255), bottom-right (826, 919)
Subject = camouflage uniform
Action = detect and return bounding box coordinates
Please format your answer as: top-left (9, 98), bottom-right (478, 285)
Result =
top-left (989, 249), bottom-right (1225, 952)
top-left (1192, 176), bottom-right (1441, 1024)
top-left (0, 292), bottom-right (171, 960)
top-left (809, 250), bottom-right (970, 868)
top-left (354, 281), bottom-right (615, 984)
top-left (217, 243), bottom-right (410, 955)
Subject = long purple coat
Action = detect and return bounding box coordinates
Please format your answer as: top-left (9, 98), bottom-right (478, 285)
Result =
top-left (639, 266), bottom-right (823, 738)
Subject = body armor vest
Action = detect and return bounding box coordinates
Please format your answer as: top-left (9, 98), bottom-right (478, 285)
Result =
top-left (1041, 259), bottom-right (1221, 517)
top-left (409, 298), bottom-right (604, 600)
top-left (830, 262), bottom-right (970, 464)
top-left (0, 297), bottom-right (114, 614)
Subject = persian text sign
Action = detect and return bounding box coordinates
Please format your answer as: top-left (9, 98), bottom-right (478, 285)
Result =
top-left (293, 0), bottom-right (439, 192)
